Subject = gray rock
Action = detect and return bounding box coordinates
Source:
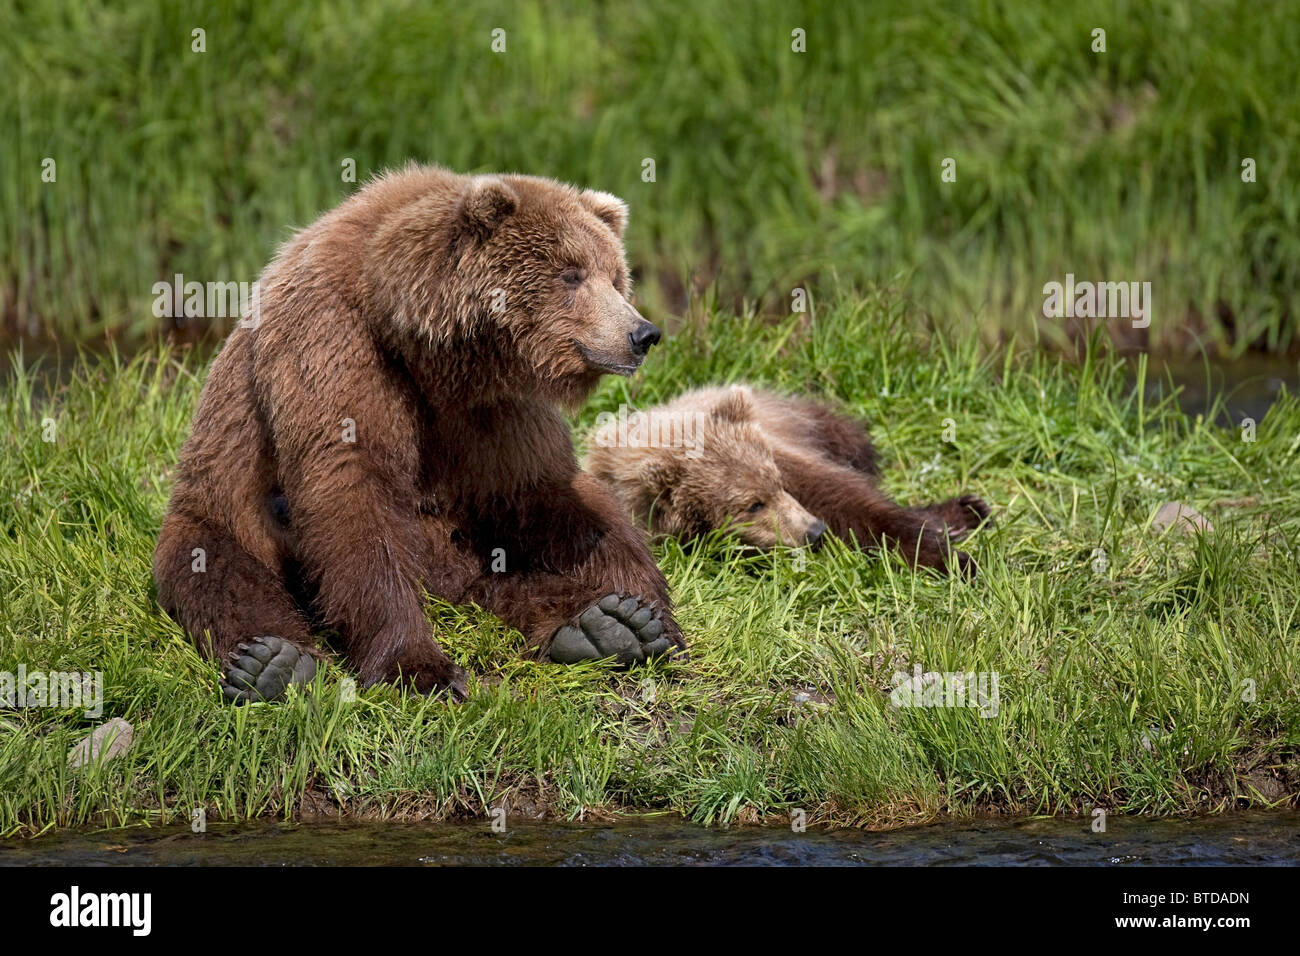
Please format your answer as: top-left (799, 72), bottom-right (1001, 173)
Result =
top-left (1151, 501), bottom-right (1213, 535)
top-left (67, 717), bottom-right (133, 769)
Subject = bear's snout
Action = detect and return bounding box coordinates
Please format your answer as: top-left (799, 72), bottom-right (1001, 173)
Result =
top-left (575, 295), bottom-right (662, 375)
top-left (804, 519), bottom-right (827, 546)
top-left (628, 320), bottom-right (662, 357)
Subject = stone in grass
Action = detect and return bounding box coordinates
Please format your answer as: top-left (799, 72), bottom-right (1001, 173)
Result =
top-left (1151, 501), bottom-right (1213, 536)
top-left (791, 687), bottom-right (834, 711)
top-left (67, 717), bottom-right (133, 769)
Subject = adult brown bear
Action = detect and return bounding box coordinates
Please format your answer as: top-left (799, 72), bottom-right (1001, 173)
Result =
top-left (154, 166), bottom-right (684, 703)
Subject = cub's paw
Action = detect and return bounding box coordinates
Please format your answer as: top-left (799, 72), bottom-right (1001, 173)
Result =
top-left (954, 494), bottom-right (992, 530)
top-left (911, 533), bottom-right (978, 579)
top-left (221, 635), bottom-right (317, 704)
top-left (952, 547), bottom-right (978, 578)
top-left (549, 594), bottom-right (678, 666)
top-left (917, 495), bottom-right (992, 540)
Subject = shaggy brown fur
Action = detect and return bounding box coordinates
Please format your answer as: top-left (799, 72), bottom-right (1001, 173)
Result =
top-left (154, 165), bottom-right (683, 698)
top-left (585, 385), bottom-right (991, 572)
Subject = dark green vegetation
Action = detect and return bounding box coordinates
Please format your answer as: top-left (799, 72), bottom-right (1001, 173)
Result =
top-left (2, 297), bottom-right (1297, 834)
top-left (4, 0), bottom-right (1298, 350)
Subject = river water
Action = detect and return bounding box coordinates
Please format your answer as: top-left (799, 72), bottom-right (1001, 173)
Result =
top-left (3, 812), bottom-right (1297, 866)
top-left (1134, 353), bottom-right (1298, 424)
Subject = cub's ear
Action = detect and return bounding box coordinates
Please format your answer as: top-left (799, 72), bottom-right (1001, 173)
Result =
top-left (639, 458), bottom-right (681, 497)
top-left (639, 458), bottom-right (685, 534)
top-left (711, 385), bottom-right (754, 424)
top-left (458, 176), bottom-right (518, 237)
top-left (579, 189), bottom-right (629, 238)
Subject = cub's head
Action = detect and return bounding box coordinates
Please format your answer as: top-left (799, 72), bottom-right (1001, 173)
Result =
top-left (385, 172), bottom-right (660, 405)
top-left (589, 386), bottom-right (826, 550)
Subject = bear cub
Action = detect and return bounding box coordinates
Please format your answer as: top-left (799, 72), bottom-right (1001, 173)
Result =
top-left (585, 385), bottom-right (990, 571)
top-left (154, 165), bottom-right (686, 704)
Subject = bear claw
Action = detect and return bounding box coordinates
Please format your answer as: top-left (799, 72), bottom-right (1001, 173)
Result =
top-left (221, 635), bottom-right (317, 704)
top-left (549, 593), bottom-right (678, 666)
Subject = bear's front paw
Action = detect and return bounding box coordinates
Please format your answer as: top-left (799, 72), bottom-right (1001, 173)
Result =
top-left (956, 494), bottom-right (992, 530)
top-left (402, 657), bottom-right (470, 702)
top-left (221, 635), bottom-right (317, 704)
top-left (548, 594), bottom-right (680, 666)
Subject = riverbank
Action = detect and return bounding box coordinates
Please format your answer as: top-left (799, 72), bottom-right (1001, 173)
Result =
top-left (1, 296), bottom-right (1297, 835)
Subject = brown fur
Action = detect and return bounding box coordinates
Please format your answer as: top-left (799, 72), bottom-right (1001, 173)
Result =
top-left (154, 165), bottom-right (682, 695)
top-left (585, 385), bottom-right (990, 572)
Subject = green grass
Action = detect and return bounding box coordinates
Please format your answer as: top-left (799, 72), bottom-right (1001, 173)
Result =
top-left (3, 0), bottom-right (1299, 350)
top-left (2, 293), bottom-right (1298, 835)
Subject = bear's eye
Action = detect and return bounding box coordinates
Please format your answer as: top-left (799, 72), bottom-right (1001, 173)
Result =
top-left (746, 501), bottom-right (766, 514)
top-left (561, 267), bottom-right (587, 287)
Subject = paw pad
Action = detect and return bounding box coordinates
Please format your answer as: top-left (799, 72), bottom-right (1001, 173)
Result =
top-left (221, 635), bottom-right (317, 704)
top-left (549, 593), bottom-right (677, 666)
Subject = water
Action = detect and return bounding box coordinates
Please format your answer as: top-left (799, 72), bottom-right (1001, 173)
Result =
top-left (3, 812), bottom-right (1296, 866)
top-left (1133, 353), bottom-right (1298, 424)
top-left (9, 347), bottom-right (1297, 431)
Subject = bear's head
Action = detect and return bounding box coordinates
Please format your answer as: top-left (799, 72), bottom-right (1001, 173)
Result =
top-left (371, 171), bottom-right (660, 407)
top-left (598, 386), bottom-right (826, 550)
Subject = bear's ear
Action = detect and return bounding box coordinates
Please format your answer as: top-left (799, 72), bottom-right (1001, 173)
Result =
top-left (458, 176), bottom-right (519, 237)
top-left (579, 189), bottom-right (629, 238)
top-left (711, 385), bottom-right (754, 425)
top-left (639, 458), bottom-right (681, 497)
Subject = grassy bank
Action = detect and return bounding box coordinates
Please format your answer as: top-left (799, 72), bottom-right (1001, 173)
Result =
top-left (2, 294), bottom-right (1298, 835)
top-left (4, 0), bottom-right (1299, 351)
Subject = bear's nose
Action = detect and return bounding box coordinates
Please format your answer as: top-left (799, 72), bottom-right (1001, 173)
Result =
top-left (804, 520), bottom-right (827, 546)
top-left (628, 321), bottom-right (662, 356)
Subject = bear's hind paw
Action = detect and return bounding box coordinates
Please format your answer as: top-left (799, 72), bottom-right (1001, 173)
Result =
top-left (221, 635), bottom-right (317, 704)
top-left (549, 593), bottom-right (679, 666)
top-left (914, 494), bottom-right (993, 541)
